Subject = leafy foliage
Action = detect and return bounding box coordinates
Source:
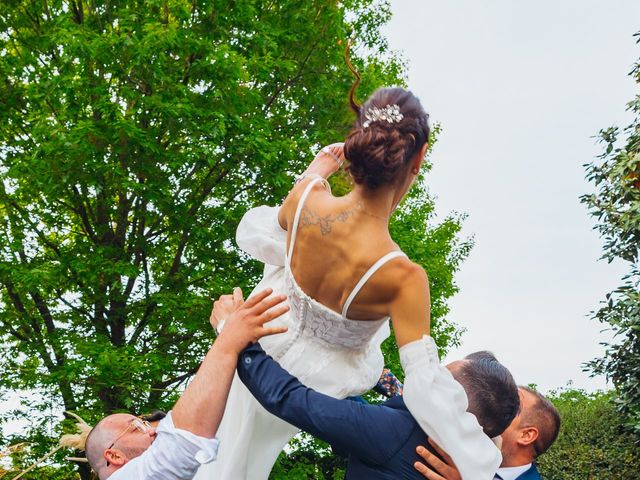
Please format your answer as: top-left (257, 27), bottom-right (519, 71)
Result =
top-left (581, 32), bottom-right (640, 437)
top-left (0, 0), bottom-right (470, 477)
top-left (270, 434), bottom-right (346, 480)
top-left (538, 388), bottom-right (640, 479)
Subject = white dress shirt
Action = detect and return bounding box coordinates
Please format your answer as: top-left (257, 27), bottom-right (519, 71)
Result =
top-left (109, 411), bottom-right (219, 480)
top-left (495, 463), bottom-right (532, 480)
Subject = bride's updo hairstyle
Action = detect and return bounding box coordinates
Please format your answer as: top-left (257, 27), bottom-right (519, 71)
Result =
top-left (344, 86), bottom-right (430, 190)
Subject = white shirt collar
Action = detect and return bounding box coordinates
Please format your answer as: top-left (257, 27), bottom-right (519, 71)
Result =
top-left (495, 463), bottom-right (532, 480)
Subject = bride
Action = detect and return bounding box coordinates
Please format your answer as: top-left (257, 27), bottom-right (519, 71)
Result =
top-left (195, 87), bottom-right (500, 480)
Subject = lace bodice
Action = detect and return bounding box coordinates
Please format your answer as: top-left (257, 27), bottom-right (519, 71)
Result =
top-left (283, 267), bottom-right (388, 349)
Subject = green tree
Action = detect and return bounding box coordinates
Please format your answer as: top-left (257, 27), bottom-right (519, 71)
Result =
top-left (0, 0), bottom-right (470, 477)
top-left (581, 32), bottom-right (640, 437)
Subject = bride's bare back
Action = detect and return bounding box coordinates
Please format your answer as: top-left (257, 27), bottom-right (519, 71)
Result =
top-left (276, 87), bottom-right (433, 346)
top-left (280, 179), bottom-right (408, 321)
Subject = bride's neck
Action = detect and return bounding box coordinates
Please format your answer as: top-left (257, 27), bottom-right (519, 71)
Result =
top-left (347, 184), bottom-right (399, 223)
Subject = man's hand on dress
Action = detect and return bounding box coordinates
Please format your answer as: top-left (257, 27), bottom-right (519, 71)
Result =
top-left (413, 439), bottom-right (462, 480)
top-left (213, 288), bottom-right (289, 355)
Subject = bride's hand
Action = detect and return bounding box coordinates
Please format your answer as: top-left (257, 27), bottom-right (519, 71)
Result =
top-left (304, 142), bottom-right (345, 179)
top-left (316, 142), bottom-right (345, 170)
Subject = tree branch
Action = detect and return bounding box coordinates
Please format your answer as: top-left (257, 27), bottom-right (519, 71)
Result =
top-left (263, 32), bottom-right (325, 112)
top-left (70, 185), bottom-right (98, 242)
top-left (29, 289), bottom-right (67, 369)
top-left (147, 365), bottom-right (199, 404)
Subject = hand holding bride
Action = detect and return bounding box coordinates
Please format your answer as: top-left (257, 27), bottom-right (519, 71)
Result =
top-left (211, 288), bottom-right (289, 354)
top-left (414, 439), bottom-right (462, 480)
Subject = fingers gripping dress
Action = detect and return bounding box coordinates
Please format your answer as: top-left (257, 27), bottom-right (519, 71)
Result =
top-left (194, 177), bottom-right (400, 479)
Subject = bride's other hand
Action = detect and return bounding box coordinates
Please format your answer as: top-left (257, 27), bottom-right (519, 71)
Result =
top-left (317, 142), bottom-right (345, 169)
top-left (279, 142), bottom-right (344, 229)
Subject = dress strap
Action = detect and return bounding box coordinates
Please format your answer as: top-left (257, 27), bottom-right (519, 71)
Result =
top-left (287, 176), bottom-right (324, 263)
top-left (341, 251), bottom-right (407, 318)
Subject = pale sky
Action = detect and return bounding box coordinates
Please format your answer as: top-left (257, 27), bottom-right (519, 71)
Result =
top-left (385, 0), bottom-right (639, 392)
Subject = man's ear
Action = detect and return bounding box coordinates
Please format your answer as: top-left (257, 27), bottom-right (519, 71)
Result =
top-left (517, 426), bottom-right (539, 447)
top-left (104, 448), bottom-right (127, 467)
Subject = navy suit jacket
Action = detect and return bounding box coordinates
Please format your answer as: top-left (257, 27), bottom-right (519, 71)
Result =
top-left (237, 343), bottom-right (433, 479)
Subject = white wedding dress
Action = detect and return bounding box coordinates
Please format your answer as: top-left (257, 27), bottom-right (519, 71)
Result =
top-left (194, 177), bottom-right (501, 480)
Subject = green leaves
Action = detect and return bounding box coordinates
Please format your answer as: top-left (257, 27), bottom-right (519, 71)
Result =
top-left (582, 31), bottom-right (640, 439)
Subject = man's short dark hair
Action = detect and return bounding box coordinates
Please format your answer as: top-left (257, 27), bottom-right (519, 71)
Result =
top-left (454, 351), bottom-right (520, 438)
top-left (519, 386), bottom-right (561, 456)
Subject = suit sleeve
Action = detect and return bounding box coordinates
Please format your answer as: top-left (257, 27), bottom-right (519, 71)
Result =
top-left (237, 344), bottom-right (412, 464)
top-left (400, 335), bottom-right (502, 480)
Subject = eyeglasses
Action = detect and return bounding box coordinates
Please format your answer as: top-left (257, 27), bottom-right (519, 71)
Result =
top-left (105, 417), bottom-right (153, 466)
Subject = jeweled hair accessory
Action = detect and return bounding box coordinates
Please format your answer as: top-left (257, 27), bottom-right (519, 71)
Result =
top-left (362, 104), bottom-right (404, 128)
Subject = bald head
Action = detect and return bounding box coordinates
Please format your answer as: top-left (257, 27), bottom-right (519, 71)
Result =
top-left (85, 414), bottom-right (134, 475)
top-left (85, 413), bottom-right (159, 479)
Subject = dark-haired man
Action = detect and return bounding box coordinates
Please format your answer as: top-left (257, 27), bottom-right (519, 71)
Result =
top-left (235, 339), bottom-right (519, 479)
top-left (414, 386), bottom-right (561, 480)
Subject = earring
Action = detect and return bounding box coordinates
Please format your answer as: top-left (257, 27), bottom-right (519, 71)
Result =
top-left (412, 168), bottom-right (419, 175)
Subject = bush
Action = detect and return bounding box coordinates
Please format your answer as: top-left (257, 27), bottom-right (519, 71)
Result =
top-left (538, 389), bottom-right (640, 479)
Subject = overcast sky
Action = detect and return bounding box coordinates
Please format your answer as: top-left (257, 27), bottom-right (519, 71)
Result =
top-left (384, 0), bottom-right (639, 392)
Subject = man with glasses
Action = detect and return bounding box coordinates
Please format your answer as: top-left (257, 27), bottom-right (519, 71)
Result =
top-left (84, 288), bottom-right (289, 480)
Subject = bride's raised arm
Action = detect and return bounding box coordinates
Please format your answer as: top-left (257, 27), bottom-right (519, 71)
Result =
top-left (277, 143), bottom-right (344, 231)
top-left (390, 268), bottom-right (503, 480)
top-left (236, 143), bottom-right (344, 266)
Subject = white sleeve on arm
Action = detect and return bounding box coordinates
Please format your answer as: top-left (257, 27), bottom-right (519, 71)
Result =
top-left (109, 411), bottom-right (219, 480)
top-left (236, 205), bottom-right (287, 266)
top-left (400, 335), bottom-right (502, 480)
